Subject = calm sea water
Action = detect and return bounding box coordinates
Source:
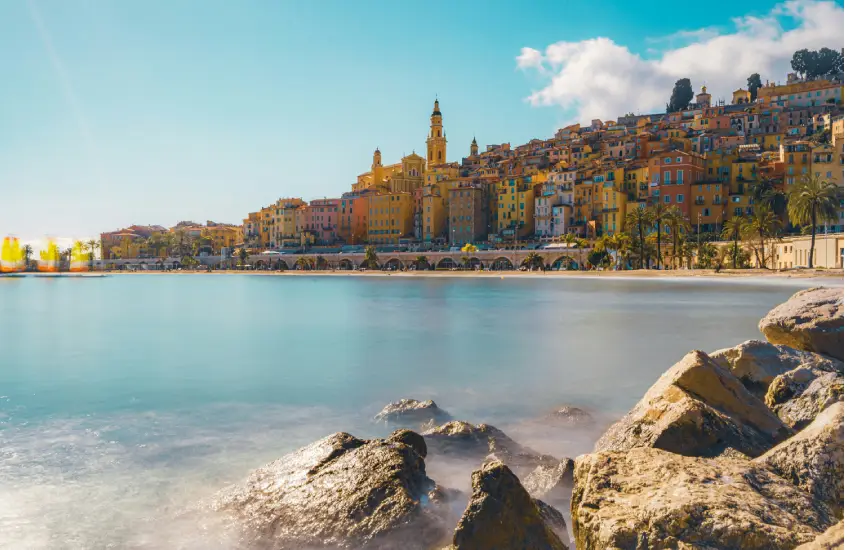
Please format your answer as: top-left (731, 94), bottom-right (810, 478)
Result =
top-left (0, 274), bottom-right (828, 548)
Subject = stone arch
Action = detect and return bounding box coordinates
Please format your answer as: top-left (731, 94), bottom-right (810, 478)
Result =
top-left (338, 258), bottom-right (354, 270)
top-left (551, 256), bottom-right (579, 271)
top-left (254, 260), bottom-right (267, 270)
top-left (491, 257), bottom-right (513, 270)
top-left (468, 257), bottom-right (482, 269)
top-left (437, 257), bottom-right (457, 269)
top-left (273, 260), bottom-right (289, 271)
top-left (384, 258), bottom-right (404, 270)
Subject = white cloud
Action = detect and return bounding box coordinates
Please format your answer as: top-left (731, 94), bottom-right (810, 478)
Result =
top-left (518, 0), bottom-right (844, 124)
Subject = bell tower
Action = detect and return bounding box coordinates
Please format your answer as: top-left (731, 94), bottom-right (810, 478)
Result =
top-left (470, 136), bottom-right (478, 156)
top-left (426, 99), bottom-right (447, 168)
top-left (372, 147), bottom-right (384, 186)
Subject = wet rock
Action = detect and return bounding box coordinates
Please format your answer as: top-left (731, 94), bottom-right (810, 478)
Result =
top-left (212, 430), bottom-right (452, 549)
top-left (422, 420), bottom-right (557, 476)
top-left (374, 399), bottom-right (451, 428)
top-left (710, 339), bottom-right (841, 398)
top-left (571, 447), bottom-right (836, 550)
top-left (544, 406), bottom-right (594, 426)
top-left (755, 401), bottom-right (844, 519)
top-left (759, 286), bottom-right (844, 360)
top-left (388, 428), bottom-right (428, 458)
top-left (795, 521), bottom-right (844, 549)
top-left (522, 458), bottom-right (574, 510)
top-left (448, 461), bottom-right (568, 550)
top-left (766, 366), bottom-right (844, 429)
top-left (595, 350), bottom-right (792, 458)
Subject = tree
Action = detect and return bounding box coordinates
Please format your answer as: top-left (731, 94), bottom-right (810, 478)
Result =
top-left (611, 233), bottom-right (632, 270)
top-left (695, 242), bottom-right (718, 269)
top-left (791, 49), bottom-right (811, 79)
top-left (295, 256), bottom-right (315, 270)
top-left (238, 248), bottom-right (249, 268)
top-left (741, 205), bottom-right (781, 269)
top-left (816, 47), bottom-right (843, 80)
top-left (749, 178), bottom-right (786, 217)
top-left (787, 174), bottom-right (843, 268)
top-left (315, 256), bottom-right (328, 270)
top-left (364, 246), bottom-right (379, 269)
top-left (522, 252), bottom-right (543, 270)
top-left (461, 243), bottom-right (478, 254)
top-left (651, 203), bottom-right (670, 269)
top-left (22, 244), bottom-right (33, 271)
top-left (721, 216), bottom-right (744, 269)
top-left (86, 239), bottom-right (99, 269)
top-left (664, 206), bottom-right (689, 269)
top-left (625, 207), bottom-right (655, 269)
top-left (414, 255), bottom-right (429, 270)
top-left (667, 78), bottom-right (694, 112)
top-left (747, 73), bottom-right (762, 102)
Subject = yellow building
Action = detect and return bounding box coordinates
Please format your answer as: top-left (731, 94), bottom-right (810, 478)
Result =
top-left (426, 99), bottom-right (447, 167)
top-left (419, 185), bottom-right (447, 243)
top-left (812, 143), bottom-right (844, 188)
top-left (732, 89), bottom-right (752, 105)
top-left (780, 141), bottom-right (812, 186)
top-left (367, 192), bottom-right (414, 244)
top-left (203, 223), bottom-right (242, 253)
top-left (599, 181), bottom-right (627, 235)
top-left (242, 212), bottom-right (260, 247)
top-left (496, 176), bottom-right (535, 239)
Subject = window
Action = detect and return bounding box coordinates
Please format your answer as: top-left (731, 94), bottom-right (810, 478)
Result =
top-left (664, 157), bottom-right (670, 164)
top-left (664, 195), bottom-right (671, 203)
top-left (734, 207), bottom-right (742, 216)
top-left (677, 194), bottom-right (684, 203)
top-left (703, 208), bottom-right (710, 216)
top-left (677, 170), bottom-right (683, 184)
top-left (664, 171), bottom-right (671, 184)
top-left (676, 157), bottom-right (682, 163)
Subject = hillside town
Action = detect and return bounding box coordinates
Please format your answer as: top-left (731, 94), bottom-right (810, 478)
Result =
top-left (99, 62), bottom-right (845, 271)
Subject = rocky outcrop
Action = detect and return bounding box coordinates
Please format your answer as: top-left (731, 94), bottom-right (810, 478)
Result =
top-left (522, 458), bottom-right (574, 510)
top-left (710, 339), bottom-right (841, 398)
top-left (544, 406), bottom-right (594, 427)
top-left (595, 350), bottom-right (792, 458)
top-left (422, 420), bottom-right (557, 476)
top-left (766, 366), bottom-right (844, 429)
top-left (571, 447), bottom-right (836, 550)
top-left (759, 286), bottom-right (844, 360)
top-left (212, 430), bottom-right (454, 549)
top-left (755, 401), bottom-right (844, 519)
top-left (795, 521), bottom-right (844, 550)
top-left (447, 461), bottom-right (568, 550)
top-left (374, 399), bottom-right (451, 428)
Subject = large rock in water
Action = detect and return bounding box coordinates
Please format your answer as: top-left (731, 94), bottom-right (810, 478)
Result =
top-left (422, 420), bottom-right (557, 476)
top-left (766, 365), bottom-right (844, 429)
top-left (755, 401), bottom-right (844, 519)
top-left (522, 458), bottom-right (575, 510)
top-left (795, 521), bottom-right (845, 549)
top-left (374, 399), bottom-right (451, 428)
top-left (212, 430), bottom-right (453, 549)
top-left (759, 286), bottom-right (844, 360)
top-left (571, 447), bottom-right (836, 550)
top-left (595, 350), bottom-right (792, 458)
top-left (710, 339), bottom-right (841, 398)
top-left (447, 461), bottom-right (568, 550)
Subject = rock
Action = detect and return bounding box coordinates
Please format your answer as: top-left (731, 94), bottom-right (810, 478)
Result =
top-left (374, 399), bottom-right (451, 427)
top-left (755, 401), bottom-right (844, 519)
top-left (571, 447), bottom-right (836, 550)
top-left (766, 366), bottom-right (844, 429)
top-left (716, 446), bottom-right (750, 460)
top-left (759, 286), bottom-right (844, 360)
top-left (422, 420), bottom-right (557, 476)
top-left (534, 499), bottom-right (570, 547)
top-left (795, 521), bottom-right (844, 549)
top-left (522, 458), bottom-right (575, 510)
top-left (212, 430), bottom-right (453, 549)
top-left (448, 461), bottom-right (568, 550)
top-left (595, 350), bottom-right (792, 458)
top-left (710, 339), bottom-right (842, 398)
top-left (388, 428), bottom-right (428, 458)
top-left (544, 406), bottom-right (594, 426)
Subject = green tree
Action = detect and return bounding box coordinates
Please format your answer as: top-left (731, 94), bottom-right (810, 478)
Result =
top-left (414, 255), bottom-right (429, 270)
top-left (364, 246), bottom-right (379, 269)
top-left (815, 47), bottom-right (843, 80)
top-left (667, 78), bottom-right (694, 112)
top-left (741, 205), bottom-right (781, 269)
top-left (787, 174), bottom-right (843, 268)
top-left (461, 243), bottom-right (478, 253)
top-left (747, 73), bottom-right (762, 101)
top-left (522, 251), bottom-right (543, 269)
top-left (695, 242), bottom-right (718, 269)
top-left (612, 233), bottom-right (632, 270)
top-left (651, 203), bottom-right (669, 269)
top-left (721, 216), bottom-right (744, 269)
top-left (625, 207), bottom-right (655, 269)
top-left (22, 244), bottom-right (33, 271)
top-left (295, 256), bottom-right (315, 270)
top-left (315, 255), bottom-right (328, 270)
top-left (791, 49), bottom-right (811, 79)
top-left (664, 205), bottom-right (689, 269)
top-left (238, 247), bottom-right (249, 268)
top-left (749, 178), bottom-right (786, 217)
top-left (85, 239), bottom-right (99, 269)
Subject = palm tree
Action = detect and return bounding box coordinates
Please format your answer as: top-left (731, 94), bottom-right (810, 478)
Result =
top-left (238, 247), bottom-right (249, 268)
top-left (741, 205), bottom-right (781, 269)
top-left (663, 206), bottom-right (689, 269)
top-left (85, 239), bottom-right (99, 269)
top-left (721, 215), bottom-right (744, 269)
top-left (460, 256), bottom-right (470, 269)
top-left (415, 255), bottom-right (429, 270)
top-left (364, 246), bottom-right (379, 269)
top-left (315, 256), bottom-right (328, 270)
top-left (625, 207), bottom-right (655, 269)
top-left (651, 203), bottom-right (669, 270)
top-left (787, 174), bottom-right (843, 268)
top-left (750, 177), bottom-right (786, 217)
top-left (593, 235), bottom-right (614, 268)
top-left (612, 233), bottom-right (632, 270)
top-left (679, 237), bottom-right (697, 270)
top-left (295, 256), bottom-right (314, 270)
top-left (522, 251), bottom-right (543, 269)
top-left (461, 243), bottom-right (478, 254)
top-left (22, 244), bottom-right (33, 271)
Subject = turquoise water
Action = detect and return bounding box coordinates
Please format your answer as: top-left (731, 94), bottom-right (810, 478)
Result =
top-left (0, 274), bottom-right (826, 548)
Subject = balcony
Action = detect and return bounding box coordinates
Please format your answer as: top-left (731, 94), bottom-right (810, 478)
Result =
top-left (694, 199), bottom-right (705, 205)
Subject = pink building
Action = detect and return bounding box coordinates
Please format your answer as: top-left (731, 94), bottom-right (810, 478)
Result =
top-left (304, 199), bottom-right (340, 244)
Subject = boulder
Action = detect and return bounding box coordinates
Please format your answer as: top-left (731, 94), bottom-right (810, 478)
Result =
top-left (595, 350), bottom-right (792, 458)
top-left (212, 430), bottom-right (453, 549)
top-left (759, 287), bottom-right (843, 360)
top-left (374, 399), bottom-right (451, 427)
top-left (422, 420), bottom-right (557, 476)
top-left (766, 366), bottom-right (844, 429)
top-left (755, 401), bottom-right (844, 519)
top-left (522, 458), bottom-right (575, 510)
top-left (710, 339), bottom-right (841, 398)
top-left (544, 406), bottom-right (594, 427)
top-left (535, 499), bottom-right (570, 547)
top-left (571, 447), bottom-right (836, 550)
top-left (795, 521), bottom-right (844, 550)
top-left (447, 461), bottom-right (568, 550)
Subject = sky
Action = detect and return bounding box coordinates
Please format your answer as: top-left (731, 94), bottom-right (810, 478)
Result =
top-left (1, 0), bottom-right (843, 247)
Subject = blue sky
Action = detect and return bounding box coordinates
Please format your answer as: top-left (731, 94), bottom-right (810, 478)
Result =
top-left (1, 0), bottom-right (841, 243)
